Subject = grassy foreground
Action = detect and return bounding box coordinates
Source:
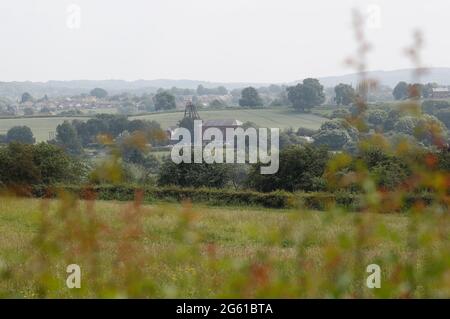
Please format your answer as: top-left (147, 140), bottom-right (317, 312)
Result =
top-left (0, 196), bottom-right (449, 298)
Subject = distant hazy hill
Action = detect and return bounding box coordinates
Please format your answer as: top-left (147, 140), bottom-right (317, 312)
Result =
top-left (0, 79), bottom-right (267, 99)
top-left (2, 68), bottom-right (450, 99)
top-left (316, 68), bottom-right (450, 88)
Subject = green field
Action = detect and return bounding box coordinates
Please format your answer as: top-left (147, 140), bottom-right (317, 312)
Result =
top-left (0, 108), bottom-right (327, 142)
top-left (0, 197), bottom-right (448, 298)
top-left (0, 116), bottom-right (87, 142)
top-left (131, 108), bottom-right (327, 130)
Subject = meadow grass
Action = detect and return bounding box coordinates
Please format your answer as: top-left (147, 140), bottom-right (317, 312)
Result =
top-left (0, 197), bottom-right (448, 298)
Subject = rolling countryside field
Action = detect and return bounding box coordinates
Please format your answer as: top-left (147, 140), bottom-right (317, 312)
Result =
top-left (0, 196), bottom-right (449, 298)
top-left (130, 108), bottom-right (327, 130)
top-left (0, 108), bottom-right (327, 142)
top-left (0, 116), bottom-right (87, 142)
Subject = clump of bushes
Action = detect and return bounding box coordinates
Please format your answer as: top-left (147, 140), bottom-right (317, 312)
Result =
top-left (30, 185), bottom-right (297, 209)
top-left (0, 142), bottom-right (87, 187)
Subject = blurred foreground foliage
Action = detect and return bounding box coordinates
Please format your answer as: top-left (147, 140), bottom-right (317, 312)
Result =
top-left (0, 194), bottom-right (449, 298)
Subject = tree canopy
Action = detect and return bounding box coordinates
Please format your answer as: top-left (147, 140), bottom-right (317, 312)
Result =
top-left (0, 142), bottom-right (86, 186)
top-left (6, 126), bottom-right (35, 144)
top-left (246, 145), bottom-right (328, 192)
top-left (90, 88), bottom-right (108, 99)
top-left (154, 91), bottom-right (176, 111)
top-left (392, 82), bottom-right (409, 100)
top-left (334, 83), bottom-right (355, 106)
top-left (56, 121), bottom-right (83, 155)
top-left (239, 87), bottom-right (263, 107)
top-left (287, 78), bottom-right (325, 112)
top-left (20, 92), bottom-right (33, 104)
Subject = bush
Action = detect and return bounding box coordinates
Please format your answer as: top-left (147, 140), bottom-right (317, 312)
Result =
top-left (24, 185), bottom-right (444, 212)
top-left (394, 115), bottom-right (448, 146)
top-left (158, 155), bottom-right (231, 188)
top-left (367, 109), bottom-right (388, 127)
top-left (0, 142), bottom-right (87, 186)
top-left (313, 119), bottom-right (359, 151)
top-left (330, 109), bottom-right (350, 119)
top-left (29, 185), bottom-right (297, 209)
top-left (247, 145), bottom-right (329, 192)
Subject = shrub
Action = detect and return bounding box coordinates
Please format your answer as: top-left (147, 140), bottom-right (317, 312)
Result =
top-left (29, 185), bottom-right (297, 209)
top-left (158, 155), bottom-right (231, 189)
top-left (367, 109), bottom-right (388, 127)
top-left (247, 145), bottom-right (329, 192)
top-left (0, 142), bottom-right (87, 186)
top-left (313, 119), bottom-right (359, 151)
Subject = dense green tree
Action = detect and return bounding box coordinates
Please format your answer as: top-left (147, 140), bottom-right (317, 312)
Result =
top-left (239, 87), bottom-right (263, 107)
top-left (21, 92), bottom-right (33, 104)
top-left (0, 143), bottom-right (40, 185)
top-left (394, 115), bottom-right (448, 146)
top-left (334, 83), bottom-right (355, 106)
top-left (359, 148), bottom-right (411, 190)
top-left (56, 121), bottom-right (83, 155)
top-left (32, 142), bottom-right (87, 184)
top-left (90, 88), bottom-right (108, 99)
top-left (393, 81), bottom-right (409, 100)
top-left (6, 126), bottom-right (35, 144)
top-left (117, 131), bottom-right (149, 165)
top-left (246, 145), bottom-right (328, 192)
top-left (0, 142), bottom-right (85, 186)
top-left (154, 91), bottom-right (176, 111)
top-left (287, 78), bottom-right (325, 112)
top-left (72, 118), bottom-right (107, 146)
top-left (158, 155), bottom-right (230, 188)
top-left (71, 116), bottom-right (166, 147)
top-left (313, 119), bottom-right (359, 151)
top-left (367, 109), bottom-right (388, 127)
top-left (383, 109), bottom-right (402, 131)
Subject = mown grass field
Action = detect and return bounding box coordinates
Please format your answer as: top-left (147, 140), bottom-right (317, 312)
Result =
top-left (0, 197), bottom-right (449, 298)
top-left (131, 108), bottom-right (327, 131)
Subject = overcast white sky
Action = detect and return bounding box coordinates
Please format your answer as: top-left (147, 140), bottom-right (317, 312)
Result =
top-left (0, 0), bottom-right (448, 83)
